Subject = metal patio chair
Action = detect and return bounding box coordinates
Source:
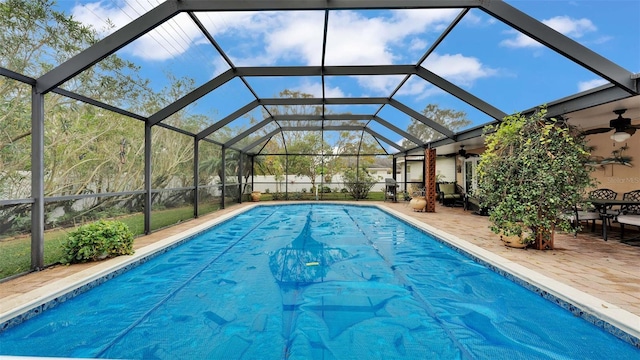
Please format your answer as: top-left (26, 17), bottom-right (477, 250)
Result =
top-left (618, 190), bottom-right (640, 241)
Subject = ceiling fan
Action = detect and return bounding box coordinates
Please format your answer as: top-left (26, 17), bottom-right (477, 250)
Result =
top-left (582, 109), bottom-right (640, 142)
top-left (442, 145), bottom-right (479, 159)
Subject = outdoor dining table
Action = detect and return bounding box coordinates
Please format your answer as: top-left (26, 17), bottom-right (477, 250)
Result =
top-left (589, 198), bottom-right (640, 241)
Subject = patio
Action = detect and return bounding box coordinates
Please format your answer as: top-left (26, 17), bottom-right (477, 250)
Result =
top-left (2, 201), bottom-right (639, 320)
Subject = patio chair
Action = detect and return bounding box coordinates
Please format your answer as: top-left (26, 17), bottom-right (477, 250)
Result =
top-left (561, 205), bottom-right (602, 237)
top-left (618, 190), bottom-right (640, 241)
top-left (437, 182), bottom-right (465, 207)
top-left (589, 188), bottom-right (619, 227)
top-left (466, 194), bottom-right (489, 216)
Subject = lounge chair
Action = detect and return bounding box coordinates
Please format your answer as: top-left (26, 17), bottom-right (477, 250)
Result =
top-left (437, 182), bottom-right (465, 207)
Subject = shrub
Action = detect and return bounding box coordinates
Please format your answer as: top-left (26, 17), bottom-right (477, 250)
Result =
top-left (476, 107), bottom-right (595, 250)
top-left (342, 168), bottom-right (377, 199)
top-left (62, 220), bottom-right (134, 264)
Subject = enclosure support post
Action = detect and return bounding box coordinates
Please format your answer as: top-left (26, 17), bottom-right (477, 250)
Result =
top-left (238, 151), bottom-right (243, 204)
top-left (194, 138), bottom-right (199, 217)
top-left (392, 157), bottom-right (397, 181)
top-left (221, 146), bottom-right (226, 209)
top-left (355, 153), bottom-right (360, 201)
top-left (30, 87), bottom-right (45, 270)
top-left (403, 155), bottom-right (408, 192)
top-left (422, 154), bottom-right (426, 190)
top-left (286, 154), bottom-right (291, 200)
top-left (425, 148), bottom-right (437, 212)
top-left (251, 156), bottom-right (255, 192)
top-left (144, 123), bottom-right (152, 234)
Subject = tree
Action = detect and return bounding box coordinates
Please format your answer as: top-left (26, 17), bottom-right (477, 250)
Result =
top-left (402, 104), bottom-right (471, 147)
top-left (287, 132), bottom-right (329, 192)
top-left (476, 107), bottom-right (595, 250)
top-left (0, 0), bottom-right (213, 232)
top-left (341, 167), bottom-right (378, 199)
top-left (254, 90), bottom-right (384, 191)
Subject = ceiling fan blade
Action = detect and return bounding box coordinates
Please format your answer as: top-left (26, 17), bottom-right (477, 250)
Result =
top-left (624, 127), bottom-right (636, 135)
top-left (582, 127), bottom-right (612, 135)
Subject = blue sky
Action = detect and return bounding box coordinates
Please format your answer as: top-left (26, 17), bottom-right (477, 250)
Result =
top-left (54, 0), bottom-right (640, 148)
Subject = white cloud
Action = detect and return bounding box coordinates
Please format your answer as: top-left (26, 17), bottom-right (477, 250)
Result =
top-left (544, 16), bottom-right (596, 38)
top-left (210, 57), bottom-right (232, 79)
top-left (352, 75), bottom-right (405, 95)
top-left (397, 77), bottom-right (445, 100)
top-left (263, 12), bottom-right (326, 65)
top-left (323, 9), bottom-right (459, 66)
top-left (423, 53), bottom-right (498, 87)
top-left (500, 16), bottom-right (597, 48)
top-left (500, 31), bottom-right (542, 48)
top-left (408, 38), bottom-right (428, 52)
top-left (577, 78), bottom-right (608, 92)
top-left (295, 80), bottom-right (345, 98)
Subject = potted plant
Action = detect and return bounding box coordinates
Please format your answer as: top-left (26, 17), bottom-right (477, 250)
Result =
top-left (476, 107), bottom-right (595, 250)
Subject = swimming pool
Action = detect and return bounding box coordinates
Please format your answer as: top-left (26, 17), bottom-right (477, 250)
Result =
top-left (0, 203), bottom-right (639, 359)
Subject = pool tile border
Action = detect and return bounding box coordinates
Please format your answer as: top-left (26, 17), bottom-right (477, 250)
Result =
top-left (1, 202), bottom-right (638, 350)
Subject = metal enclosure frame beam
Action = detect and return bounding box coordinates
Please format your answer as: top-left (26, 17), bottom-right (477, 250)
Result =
top-left (176, 0), bottom-right (483, 12)
top-left (30, 88), bottom-right (45, 270)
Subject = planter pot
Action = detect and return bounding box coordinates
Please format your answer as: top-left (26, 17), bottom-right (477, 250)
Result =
top-left (409, 196), bottom-right (427, 212)
top-left (251, 191), bottom-right (262, 202)
top-left (502, 228), bottom-right (555, 250)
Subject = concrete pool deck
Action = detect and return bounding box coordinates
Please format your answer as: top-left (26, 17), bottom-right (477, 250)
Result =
top-left (1, 201), bottom-right (639, 340)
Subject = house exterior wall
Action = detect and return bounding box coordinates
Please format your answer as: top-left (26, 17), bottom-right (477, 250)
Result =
top-left (586, 133), bottom-right (640, 195)
top-left (395, 157), bottom-right (455, 185)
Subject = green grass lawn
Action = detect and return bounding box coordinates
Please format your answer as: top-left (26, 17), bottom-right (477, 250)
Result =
top-left (0, 202), bottom-right (221, 280)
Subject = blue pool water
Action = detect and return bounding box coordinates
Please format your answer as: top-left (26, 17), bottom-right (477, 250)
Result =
top-left (0, 204), bottom-right (638, 359)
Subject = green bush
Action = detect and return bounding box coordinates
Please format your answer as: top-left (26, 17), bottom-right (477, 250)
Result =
top-left (62, 220), bottom-right (134, 264)
top-left (342, 168), bottom-right (378, 199)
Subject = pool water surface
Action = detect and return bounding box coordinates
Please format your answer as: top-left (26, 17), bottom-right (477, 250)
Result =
top-left (0, 204), bottom-right (638, 359)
